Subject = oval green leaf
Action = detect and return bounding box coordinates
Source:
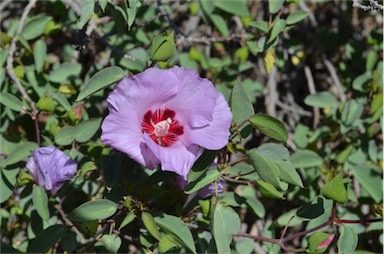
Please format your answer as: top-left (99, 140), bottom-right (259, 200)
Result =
top-left (3, 142), bottom-right (37, 166)
top-left (76, 66), bottom-right (127, 101)
top-left (74, 118), bottom-right (102, 143)
top-left (211, 14), bottom-right (229, 37)
top-left (33, 39), bottom-right (47, 73)
top-left (68, 199), bottom-right (117, 222)
top-left (49, 63), bottom-right (82, 83)
top-left (32, 186), bottom-right (50, 221)
top-left (286, 11), bottom-right (309, 25)
top-left (0, 92), bottom-right (23, 112)
top-left (28, 225), bottom-right (67, 253)
top-left (55, 126), bottom-right (76, 146)
top-left (21, 16), bottom-right (52, 40)
top-left (304, 91), bottom-right (339, 108)
top-left (100, 234), bottom-right (122, 253)
top-left (249, 114), bottom-right (288, 143)
top-left (268, 18), bottom-right (286, 43)
top-left (338, 225), bottom-right (358, 254)
top-left (257, 180), bottom-right (285, 199)
top-left (290, 149), bottom-right (323, 168)
top-left (142, 212), bottom-right (161, 241)
top-left (211, 202), bottom-right (241, 254)
top-left (154, 213), bottom-right (197, 254)
top-left (185, 167), bottom-right (221, 194)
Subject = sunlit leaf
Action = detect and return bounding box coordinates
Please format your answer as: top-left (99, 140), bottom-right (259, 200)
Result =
top-left (76, 66), bottom-right (127, 101)
top-left (211, 202), bottom-right (241, 253)
top-left (68, 199), bottom-right (117, 222)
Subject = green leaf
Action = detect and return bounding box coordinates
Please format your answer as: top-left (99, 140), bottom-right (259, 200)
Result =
top-left (142, 212), bottom-right (161, 241)
top-left (276, 161), bottom-right (303, 187)
top-left (100, 234), bottom-right (122, 253)
top-left (214, 0), bottom-right (250, 17)
top-left (77, 0), bottom-right (95, 30)
top-left (68, 199), bottom-right (117, 222)
top-left (349, 163), bottom-right (383, 203)
top-left (49, 63), bottom-right (82, 83)
top-left (338, 225), bottom-right (358, 254)
top-left (76, 66), bottom-right (127, 101)
top-left (304, 91), bottom-right (339, 108)
top-left (154, 213), bottom-right (197, 254)
top-left (307, 232), bottom-right (335, 253)
top-left (187, 150), bottom-right (217, 182)
top-left (268, 0), bottom-right (284, 14)
top-left (341, 99), bottom-right (364, 126)
top-left (55, 126), bottom-right (76, 146)
top-left (0, 167), bottom-right (19, 203)
top-left (248, 144), bottom-right (285, 190)
top-left (37, 95), bottom-right (55, 112)
top-left (286, 11), bottom-right (309, 25)
top-left (16, 34), bottom-right (32, 52)
top-left (0, 48), bottom-right (9, 67)
top-left (127, 0), bottom-right (138, 29)
top-left (0, 92), bottom-right (23, 112)
top-left (211, 202), bottom-right (241, 254)
top-left (3, 142), bottom-right (37, 166)
top-left (158, 233), bottom-right (181, 253)
top-left (293, 124), bottom-right (309, 149)
top-left (74, 118), bottom-right (102, 143)
top-left (60, 231), bottom-right (77, 252)
top-left (320, 173), bottom-right (349, 204)
top-left (352, 73), bottom-right (372, 93)
top-left (240, 185), bottom-right (265, 218)
top-left (33, 40), bottom-right (47, 73)
top-left (257, 180), bottom-right (285, 199)
top-left (119, 212), bottom-right (136, 230)
top-left (28, 225), bottom-right (67, 253)
top-left (249, 21), bottom-right (269, 33)
top-left (211, 14), bottom-right (229, 37)
top-left (268, 18), bottom-right (286, 43)
top-left (21, 15), bottom-right (52, 40)
top-left (290, 150), bottom-right (323, 168)
top-left (249, 114), bottom-right (288, 143)
top-left (185, 167), bottom-right (221, 194)
top-left (366, 49), bottom-right (378, 71)
top-left (149, 31), bottom-right (176, 62)
top-left (230, 81), bottom-right (255, 125)
top-left (32, 186), bottom-right (49, 221)
top-left (98, 0), bottom-right (108, 12)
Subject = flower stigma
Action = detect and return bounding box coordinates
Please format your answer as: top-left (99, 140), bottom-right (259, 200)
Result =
top-left (141, 108), bottom-right (184, 147)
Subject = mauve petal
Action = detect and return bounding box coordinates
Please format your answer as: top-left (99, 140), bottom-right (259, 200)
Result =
top-left (107, 68), bottom-right (179, 119)
top-left (27, 146), bottom-right (77, 194)
top-left (101, 112), bottom-right (160, 169)
top-left (181, 93), bottom-right (232, 150)
top-left (26, 156), bottom-right (45, 186)
top-left (163, 66), bottom-right (218, 128)
top-left (144, 133), bottom-right (201, 179)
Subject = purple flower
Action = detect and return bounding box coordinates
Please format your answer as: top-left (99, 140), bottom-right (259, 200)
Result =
top-left (101, 67), bottom-right (232, 179)
top-left (26, 146), bottom-right (77, 194)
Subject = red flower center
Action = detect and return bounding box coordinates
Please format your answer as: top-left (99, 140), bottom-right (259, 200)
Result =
top-left (141, 108), bottom-right (184, 147)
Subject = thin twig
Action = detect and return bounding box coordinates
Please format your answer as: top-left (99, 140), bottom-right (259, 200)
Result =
top-left (323, 58), bottom-right (346, 103)
top-left (266, 66), bottom-right (278, 117)
top-left (6, 0), bottom-right (41, 146)
top-left (304, 66), bottom-right (320, 128)
top-left (0, 0), bottom-right (13, 13)
top-left (6, 0), bottom-right (38, 112)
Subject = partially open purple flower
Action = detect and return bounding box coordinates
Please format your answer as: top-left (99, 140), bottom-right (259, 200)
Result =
top-left (101, 66), bottom-right (232, 179)
top-left (26, 146), bottom-right (77, 194)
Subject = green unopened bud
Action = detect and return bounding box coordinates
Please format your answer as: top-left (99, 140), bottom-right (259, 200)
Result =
top-left (68, 104), bottom-right (84, 124)
top-left (17, 170), bottom-right (34, 187)
top-left (37, 95), bottom-right (55, 112)
top-left (149, 31), bottom-right (176, 62)
top-left (80, 161), bottom-right (99, 180)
